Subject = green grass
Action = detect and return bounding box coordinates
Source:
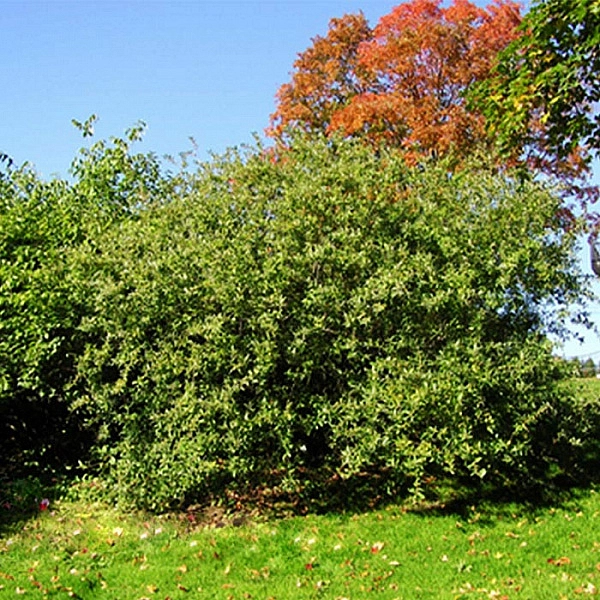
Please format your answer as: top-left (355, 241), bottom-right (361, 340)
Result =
top-left (2, 487), bottom-right (600, 599)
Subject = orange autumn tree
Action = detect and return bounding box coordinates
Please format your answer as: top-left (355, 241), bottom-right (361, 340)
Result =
top-left (268, 12), bottom-right (373, 139)
top-left (269, 0), bottom-right (522, 163)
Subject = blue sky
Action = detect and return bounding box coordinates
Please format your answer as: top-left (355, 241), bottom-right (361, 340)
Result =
top-left (2, 0), bottom-right (599, 359)
top-left (1, 1), bottom-right (394, 176)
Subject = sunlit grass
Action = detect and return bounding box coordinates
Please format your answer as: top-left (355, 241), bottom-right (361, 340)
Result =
top-left (2, 487), bottom-right (600, 599)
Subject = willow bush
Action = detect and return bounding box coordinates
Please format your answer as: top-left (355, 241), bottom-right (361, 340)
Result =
top-left (61, 134), bottom-right (590, 509)
top-left (0, 120), bottom-right (178, 476)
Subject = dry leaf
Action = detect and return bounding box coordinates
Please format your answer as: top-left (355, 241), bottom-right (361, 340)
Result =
top-left (548, 557), bottom-right (571, 567)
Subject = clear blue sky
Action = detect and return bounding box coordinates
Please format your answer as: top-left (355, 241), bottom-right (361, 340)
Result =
top-left (2, 0), bottom-right (599, 359)
top-left (1, 1), bottom-right (394, 176)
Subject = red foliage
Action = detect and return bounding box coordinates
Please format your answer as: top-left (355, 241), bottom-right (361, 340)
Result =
top-left (269, 0), bottom-right (522, 164)
top-left (267, 12), bottom-right (373, 140)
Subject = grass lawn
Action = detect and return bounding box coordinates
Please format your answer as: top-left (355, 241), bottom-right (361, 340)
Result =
top-left (1, 485), bottom-right (600, 599)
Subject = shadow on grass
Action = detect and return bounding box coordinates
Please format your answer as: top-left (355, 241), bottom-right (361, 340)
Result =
top-left (3, 458), bottom-right (600, 536)
top-left (2, 470), bottom-right (599, 538)
top-left (0, 396), bottom-right (95, 537)
top-left (188, 455), bottom-right (600, 527)
top-left (0, 475), bottom-right (60, 538)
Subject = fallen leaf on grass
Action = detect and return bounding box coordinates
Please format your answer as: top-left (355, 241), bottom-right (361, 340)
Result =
top-left (371, 542), bottom-right (385, 554)
top-left (249, 567), bottom-right (270, 580)
top-left (30, 577), bottom-right (43, 590)
top-left (574, 583), bottom-right (597, 595)
top-left (548, 557), bottom-right (572, 567)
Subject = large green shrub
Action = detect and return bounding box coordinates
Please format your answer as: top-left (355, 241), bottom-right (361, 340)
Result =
top-left (0, 120), bottom-right (178, 475)
top-left (65, 135), bottom-right (587, 509)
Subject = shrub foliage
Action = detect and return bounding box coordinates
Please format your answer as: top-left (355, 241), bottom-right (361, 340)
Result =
top-left (0, 130), bottom-right (592, 509)
top-left (0, 121), bottom-right (177, 475)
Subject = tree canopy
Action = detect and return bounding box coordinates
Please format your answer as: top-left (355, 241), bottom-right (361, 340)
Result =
top-left (269, 0), bottom-right (597, 204)
top-left (269, 0), bottom-right (522, 164)
top-left (473, 0), bottom-right (600, 208)
top-left (477, 0), bottom-right (600, 167)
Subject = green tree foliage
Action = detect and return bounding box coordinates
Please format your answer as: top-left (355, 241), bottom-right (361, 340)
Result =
top-left (581, 357), bottom-right (598, 377)
top-left (61, 134), bottom-right (588, 509)
top-left (474, 0), bottom-right (600, 202)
